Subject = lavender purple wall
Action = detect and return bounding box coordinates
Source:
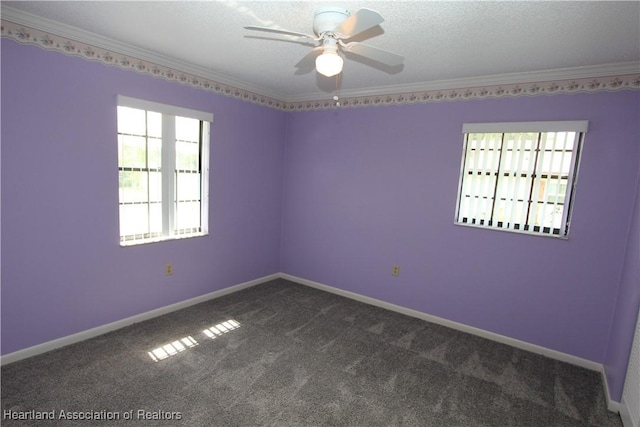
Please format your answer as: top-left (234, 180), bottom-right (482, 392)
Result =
top-left (604, 168), bottom-right (640, 402)
top-left (1, 40), bottom-right (285, 355)
top-left (280, 91), bottom-right (640, 366)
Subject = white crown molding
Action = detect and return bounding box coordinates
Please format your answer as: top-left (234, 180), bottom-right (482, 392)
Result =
top-left (2, 6), bottom-right (639, 112)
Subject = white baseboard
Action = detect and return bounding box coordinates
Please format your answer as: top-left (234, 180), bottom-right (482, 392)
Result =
top-left (280, 272), bottom-right (626, 415)
top-left (601, 367), bottom-right (623, 414)
top-left (0, 273), bottom-right (279, 366)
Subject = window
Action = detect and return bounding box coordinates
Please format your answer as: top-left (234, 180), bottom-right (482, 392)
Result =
top-left (454, 121), bottom-right (587, 238)
top-left (117, 96), bottom-right (212, 245)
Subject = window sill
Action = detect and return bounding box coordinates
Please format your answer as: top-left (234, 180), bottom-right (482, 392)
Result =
top-left (119, 232), bottom-right (208, 247)
top-left (454, 221), bottom-right (569, 240)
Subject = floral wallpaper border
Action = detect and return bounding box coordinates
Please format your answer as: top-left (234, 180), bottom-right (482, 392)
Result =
top-left (3, 19), bottom-right (639, 112)
top-left (287, 74), bottom-right (640, 111)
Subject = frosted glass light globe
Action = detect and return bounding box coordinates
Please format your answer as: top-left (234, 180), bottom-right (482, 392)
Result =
top-left (316, 51), bottom-right (343, 77)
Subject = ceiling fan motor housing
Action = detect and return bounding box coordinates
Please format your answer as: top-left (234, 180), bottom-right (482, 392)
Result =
top-left (313, 7), bottom-right (350, 35)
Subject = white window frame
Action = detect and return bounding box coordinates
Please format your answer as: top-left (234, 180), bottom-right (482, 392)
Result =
top-left (454, 121), bottom-right (587, 238)
top-left (117, 95), bottom-right (212, 246)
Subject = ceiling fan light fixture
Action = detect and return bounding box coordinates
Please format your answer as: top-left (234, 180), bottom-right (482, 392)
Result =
top-left (315, 51), bottom-right (343, 77)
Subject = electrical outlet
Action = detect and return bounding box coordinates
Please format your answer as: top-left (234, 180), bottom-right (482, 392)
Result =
top-left (166, 263), bottom-right (173, 276)
top-left (392, 265), bottom-right (400, 277)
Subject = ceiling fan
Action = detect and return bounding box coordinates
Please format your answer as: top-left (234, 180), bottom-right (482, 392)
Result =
top-left (245, 7), bottom-right (404, 77)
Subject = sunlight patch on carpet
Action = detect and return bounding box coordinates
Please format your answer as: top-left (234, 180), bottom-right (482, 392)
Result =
top-left (203, 319), bottom-right (241, 339)
top-left (148, 336), bottom-right (199, 362)
top-left (146, 320), bottom-right (240, 361)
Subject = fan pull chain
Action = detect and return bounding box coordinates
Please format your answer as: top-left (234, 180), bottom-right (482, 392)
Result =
top-left (333, 72), bottom-right (342, 107)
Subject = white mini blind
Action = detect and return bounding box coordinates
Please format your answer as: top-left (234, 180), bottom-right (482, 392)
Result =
top-left (455, 121), bottom-right (587, 237)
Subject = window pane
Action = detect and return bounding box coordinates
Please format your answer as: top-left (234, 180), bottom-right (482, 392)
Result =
top-left (176, 116), bottom-right (200, 142)
top-left (120, 204), bottom-right (149, 237)
top-left (543, 179), bottom-right (567, 204)
top-left (176, 172), bottom-right (201, 201)
top-left (149, 172), bottom-right (162, 203)
top-left (119, 171), bottom-right (148, 203)
top-left (528, 202), bottom-right (558, 230)
top-left (147, 111), bottom-right (162, 138)
top-left (538, 132), bottom-right (575, 175)
top-left (537, 203), bottom-right (563, 229)
top-left (176, 201), bottom-right (201, 230)
top-left (502, 149), bottom-right (535, 174)
top-left (176, 116), bottom-right (200, 172)
top-left (117, 106), bottom-right (146, 135)
top-left (458, 196), bottom-right (472, 222)
top-left (118, 135), bottom-right (147, 169)
top-left (176, 140), bottom-right (199, 171)
top-left (539, 152), bottom-right (564, 175)
top-left (545, 131), bottom-right (575, 150)
top-left (495, 176), bottom-right (531, 202)
top-left (149, 202), bottom-right (162, 235)
top-left (466, 133), bottom-right (501, 171)
top-left (148, 137), bottom-right (162, 169)
top-left (460, 174), bottom-right (495, 222)
top-left (511, 201), bottom-right (529, 226)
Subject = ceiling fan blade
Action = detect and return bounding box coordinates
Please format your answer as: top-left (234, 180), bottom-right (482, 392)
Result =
top-left (295, 47), bottom-right (323, 69)
top-left (342, 42), bottom-right (404, 67)
top-left (334, 8), bottom-right (384, 39)
top-left (244, 26), bottom-right (317, 40)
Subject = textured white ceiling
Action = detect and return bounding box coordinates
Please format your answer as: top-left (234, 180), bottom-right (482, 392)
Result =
top-left (3, 1), bottom-right (639, 101)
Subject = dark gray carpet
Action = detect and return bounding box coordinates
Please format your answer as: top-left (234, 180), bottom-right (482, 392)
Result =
top-left (2, 279), bottom-right (622, 426)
